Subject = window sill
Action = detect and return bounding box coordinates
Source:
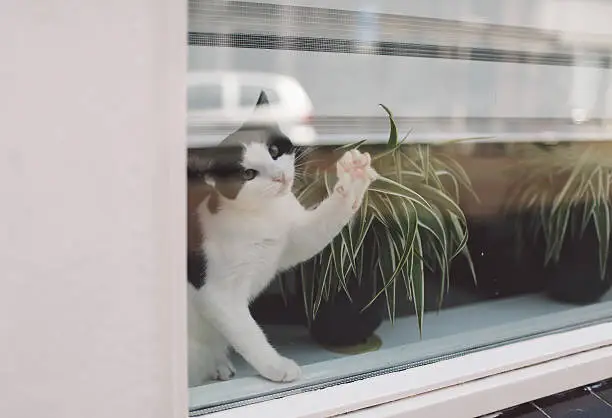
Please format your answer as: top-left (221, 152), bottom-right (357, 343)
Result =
top-left (190, 292), bottom-right (612, 415)
top-left (201, 321), bottom-right (612, 418)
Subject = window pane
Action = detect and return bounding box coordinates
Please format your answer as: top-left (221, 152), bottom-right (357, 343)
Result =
top-left (188, 84), bottom-right (222, 110)
top-left (187, 1), bottom-right (612, 415)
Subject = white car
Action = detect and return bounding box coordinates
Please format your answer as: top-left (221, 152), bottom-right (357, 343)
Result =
top-left (187, 71), bottom-right (318, 147)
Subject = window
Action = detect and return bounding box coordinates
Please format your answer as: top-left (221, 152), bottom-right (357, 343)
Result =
top-left (187, 1), bottom-right (612, 416)
top-left (188, 84), bottom-right (222, 110)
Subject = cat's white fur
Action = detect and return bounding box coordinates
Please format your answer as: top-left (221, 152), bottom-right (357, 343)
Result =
top-left (188, 144), bottom-right (377, 386)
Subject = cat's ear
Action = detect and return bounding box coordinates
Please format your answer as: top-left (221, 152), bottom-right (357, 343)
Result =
top-left (255, 90), bottom-right (269, 107)
top-left (236, 89), bottom-right (277, 131)
top-left (220, 89), bottom-right (277, 145)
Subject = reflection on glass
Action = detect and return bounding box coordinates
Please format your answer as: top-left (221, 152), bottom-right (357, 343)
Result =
top-left (186, 1), bottom-right (612, 415)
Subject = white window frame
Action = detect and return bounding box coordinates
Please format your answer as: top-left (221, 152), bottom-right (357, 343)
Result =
top-left (3, 1), bottom-right (611, 418)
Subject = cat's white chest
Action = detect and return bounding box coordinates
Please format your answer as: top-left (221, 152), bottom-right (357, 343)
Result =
top-left (206, 195), bottom-right (296, 240)
top-left (230, 202), bottom-right (292, 241)
top-left (200, 195), bottom-right (299, 297)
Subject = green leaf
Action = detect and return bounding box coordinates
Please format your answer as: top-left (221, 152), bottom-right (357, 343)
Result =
top-left (329, 235), bottom-right (351, 298)
top-left (371, 176), bottom-right (435, 211)
top-left (436, 154), bottom-right (476, 198)
top-left (341, 220), bottom-right (358, 276)
top-left (550, 151), bottom-right (592, 215)
top-left (334, 139), bottom-right (368, 152)
top-left (593, 200), bottom-right (611, 279)
top-left (410, 229), bottom-right (425, 336)
top-left (581, 204), bottom-right (594, 237)
top-left (362, 222), bottom-right (414, 315)
top-left (449, 213), bottom-right (470, 260)
top-left (379, 103), bottom-right (398, 148)
top-left (300, 261), bottom-right (315, 324)
top-left (546, 203), bottom-right (570, 264)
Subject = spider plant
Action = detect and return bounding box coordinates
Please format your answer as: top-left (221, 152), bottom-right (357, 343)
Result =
top-left (290, 105), bottom-right (476, 334)
top-left (507, 142), bottom-right (612, 279)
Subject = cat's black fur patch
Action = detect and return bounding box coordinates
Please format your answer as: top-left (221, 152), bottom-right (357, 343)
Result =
top-left (268, 133), bottom-right (295, 159)
top-left (188, 251), bottom-right (207, 289)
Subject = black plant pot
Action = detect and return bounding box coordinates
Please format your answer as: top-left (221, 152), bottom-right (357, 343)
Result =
top-left (544, 220), bottom-right (612, 305)
top-left (249, 292), bottom-right (307, 326)
top-left (300, 275), bottom-right (385, 349)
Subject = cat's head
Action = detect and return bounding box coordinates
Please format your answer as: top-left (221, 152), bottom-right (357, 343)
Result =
top-left (188, 91), bottom-right (296, 208)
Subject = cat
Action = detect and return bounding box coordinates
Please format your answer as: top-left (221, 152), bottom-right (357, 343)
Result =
top-left (186, 91), bottom-right (378, 386)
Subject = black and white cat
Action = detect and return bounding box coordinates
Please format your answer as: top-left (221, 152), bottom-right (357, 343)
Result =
top-left (187, 92), bottom-right (377, 386)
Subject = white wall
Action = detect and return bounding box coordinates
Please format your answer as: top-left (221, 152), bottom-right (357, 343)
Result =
top-left (0, 1), bottom-right (187, 417)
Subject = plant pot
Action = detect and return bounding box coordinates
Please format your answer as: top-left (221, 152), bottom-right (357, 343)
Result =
top-left (249, 292), bottom-right (307, 326)
top-left (300, 275), bottom-right (385, 351)
top-left (452, 212), bottom-right (548, 298)
top-left (544, 220), bottom-right (612, 305)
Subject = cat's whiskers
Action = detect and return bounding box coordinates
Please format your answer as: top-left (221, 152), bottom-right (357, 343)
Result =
top-left (294, 147), bottom-right (317, 164)
top-left (294, 159), bottom-right (326, 170)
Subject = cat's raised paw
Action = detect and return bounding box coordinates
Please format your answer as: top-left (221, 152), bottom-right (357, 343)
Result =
top-left (335, 149), bottom-right (378, 208)
top-left (257, 355), bottom-right (302, 382)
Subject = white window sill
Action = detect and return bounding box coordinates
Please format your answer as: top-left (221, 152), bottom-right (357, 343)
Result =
top-left (192, 323), bottom-right (612, 418)
top-left (201, 321), bottom-right (612, 418)
top-left (190, 292), bottom-right (612, 414)
top-left (350, 344), bottom-right (612, 418)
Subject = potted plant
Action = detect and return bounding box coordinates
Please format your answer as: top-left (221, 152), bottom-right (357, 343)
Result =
top-left (505, 142), bottom-right (612, 304)
top-left (281, 106), bottom-right (476, 352)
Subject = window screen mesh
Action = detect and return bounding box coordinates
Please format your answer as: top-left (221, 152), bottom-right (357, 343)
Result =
top-left (188, 0), bottom-right (612, 144)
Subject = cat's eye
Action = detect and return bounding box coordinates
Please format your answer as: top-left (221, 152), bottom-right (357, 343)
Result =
top-left (268, 144), bottom-right (280, 159)
top-left (242, 168), bottom-right (258, 181)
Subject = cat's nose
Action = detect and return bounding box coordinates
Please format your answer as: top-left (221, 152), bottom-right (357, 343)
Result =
top-left (272, 173), bottom-right (286, 183)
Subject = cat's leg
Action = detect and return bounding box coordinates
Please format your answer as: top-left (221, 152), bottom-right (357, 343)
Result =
top-left (188, 337), bottom-right (216, 386)
top-left (280, 149), bottom-right (377, 270)
top-left (188, 292), bottom-right (236, 383)
top-left (188, 322), bottom-right (235, 382)
top-left (188, 340), bottom-right (234, 383)
top-left (211, 339), bottom-right (236, 381)
top-left (195, 284), bottom-right (301, 382)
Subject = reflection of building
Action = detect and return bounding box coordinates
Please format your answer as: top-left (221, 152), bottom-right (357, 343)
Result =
top-left (356, 3), bottom-right (378, 53)
top-left (188, 0), bottom-right (612, 143)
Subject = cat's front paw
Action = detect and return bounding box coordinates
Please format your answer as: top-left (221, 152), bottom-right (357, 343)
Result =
top-left (214, 358), bottom-right (236, 381)
top-left (335, 149), bottom-right (378, 210)
top-left (257, 355), bottom-right (302, 382)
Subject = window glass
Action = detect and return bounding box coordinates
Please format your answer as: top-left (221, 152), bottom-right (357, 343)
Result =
top-left (187, 84), bottom-right (222, 110)
top-left (187, 1), bottom-right (612, 415)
